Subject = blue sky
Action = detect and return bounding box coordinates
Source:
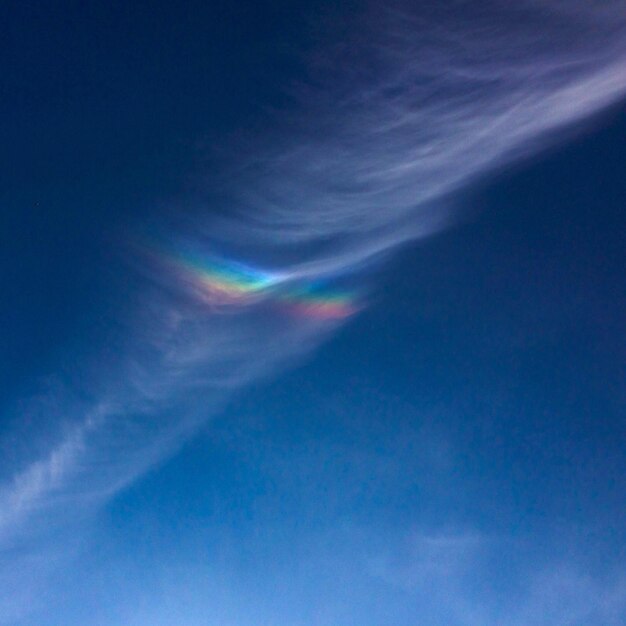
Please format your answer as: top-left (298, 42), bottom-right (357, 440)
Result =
top-left (1, 2), bottom-right (626, 625)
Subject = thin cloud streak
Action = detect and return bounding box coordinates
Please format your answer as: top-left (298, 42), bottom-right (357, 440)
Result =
top-left (211, 1), bottom-right (626, 276)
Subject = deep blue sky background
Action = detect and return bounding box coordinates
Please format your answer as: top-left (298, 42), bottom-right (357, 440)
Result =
top-left (1, 2), bottom-right (625, 625)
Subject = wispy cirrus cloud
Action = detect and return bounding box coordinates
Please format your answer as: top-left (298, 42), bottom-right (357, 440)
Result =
top-left (205, 0), bottom-right (626, 275)
top-left (1, 2), bottom-right (626, 621)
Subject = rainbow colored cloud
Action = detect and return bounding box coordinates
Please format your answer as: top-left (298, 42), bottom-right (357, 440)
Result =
top-left (157, 246), bottom-right (359, 320)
